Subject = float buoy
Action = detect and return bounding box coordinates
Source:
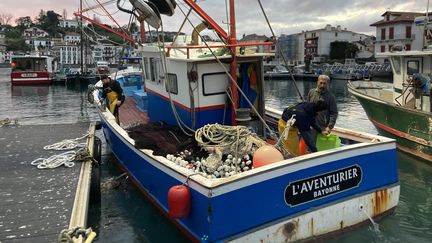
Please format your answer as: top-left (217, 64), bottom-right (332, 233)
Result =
top-left (168, 185), bottom-right (190, 218)
top-left (252, 145), bottom-right (284, 168)
top-left (299, 137), bottom-right (307, 155)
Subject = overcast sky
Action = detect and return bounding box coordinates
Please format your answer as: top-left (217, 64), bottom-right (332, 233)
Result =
top-left (1, 0), bottom-right (429, 37)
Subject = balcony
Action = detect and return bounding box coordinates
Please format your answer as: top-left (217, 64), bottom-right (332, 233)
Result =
top-left (375, 34), bottom-right (415, 43)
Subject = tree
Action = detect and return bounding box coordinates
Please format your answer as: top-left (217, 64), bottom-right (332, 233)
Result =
top-left (6, 38), bottom-right (30, 52)
top-left (330, 41), bottom-right (359, 60)
top-left (15, 16), bottom-right (33, 30)
top-left (34, 10), bottom-right (63, 37)
top-left (0, 13), bottom-right (13, 25)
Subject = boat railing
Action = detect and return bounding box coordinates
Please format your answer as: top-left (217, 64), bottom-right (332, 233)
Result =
top-left (165, 42), bottom-right (273, 59)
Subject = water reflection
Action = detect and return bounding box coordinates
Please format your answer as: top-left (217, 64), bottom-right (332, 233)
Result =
top-left (11, 85), bottom-right (50, 97)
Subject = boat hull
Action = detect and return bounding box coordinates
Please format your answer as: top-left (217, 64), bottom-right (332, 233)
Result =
top-left (10, 72), bottom-right (53, 85)
top-left (99, 109), bottom-right (400, 242)
top-left (348, 83), bottom-right (432, 161)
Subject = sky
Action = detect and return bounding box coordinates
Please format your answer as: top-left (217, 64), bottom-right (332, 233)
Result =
top-left (0, 0), bottom-right (430, 37)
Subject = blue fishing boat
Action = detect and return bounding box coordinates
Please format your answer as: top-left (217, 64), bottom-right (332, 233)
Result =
top-left (91, 0), bottom-right (400, 241)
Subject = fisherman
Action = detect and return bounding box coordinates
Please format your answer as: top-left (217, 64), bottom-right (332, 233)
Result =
top-left (101, 75), bottom-right (125, 124)
top-left (279, 100), bottom-right (329, 155)
top-left (307, 74), bottom-right (338, 135)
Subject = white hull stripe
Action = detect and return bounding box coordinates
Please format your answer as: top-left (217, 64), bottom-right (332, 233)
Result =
top-left (12, 77), bottom-right (51, 81)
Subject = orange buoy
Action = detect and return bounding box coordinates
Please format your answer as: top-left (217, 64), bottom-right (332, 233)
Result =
top-left (168, 185), bottom-right (191, 218)
top-left (299, 137), bottom-right (307, 155)
top-left (252, 145), bottom-right (284, 168)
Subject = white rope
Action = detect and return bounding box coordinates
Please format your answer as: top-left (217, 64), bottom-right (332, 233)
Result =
top-left (31, 150), bottom-right (78, 169)
top-left (275, 114), bottom-right (296, 147)
top-left (31, 134), bottom-right (91, 169)
top-left (43, 134), bottom-right (89, 150)
top-left (195, 124), bottom-right (267, 157)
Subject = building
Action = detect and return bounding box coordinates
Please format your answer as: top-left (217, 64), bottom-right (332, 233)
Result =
top-left (239, 34), bottom-right (275, 54)
top-left (297, 24), bottom-right (371, 63)
top-left (352, 36), bottom-right (375, 59)
top-left (370, 11), bottom-right (424, 63)
top-left (56, 43), bottom-right (81, 65)
top-left (92, 42), bottom-right (117, 64)
top-left (64, 32), bottom-right (81, 44)
top-left (276, 34), bottom-right (299, 65)
top-left (59, 19), bottom-right (79, 28)
top-left (23, 27), bottom-right (49, 38)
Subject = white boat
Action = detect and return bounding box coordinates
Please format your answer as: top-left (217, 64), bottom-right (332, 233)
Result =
top-left (92, 0), bottom-right (400, 241)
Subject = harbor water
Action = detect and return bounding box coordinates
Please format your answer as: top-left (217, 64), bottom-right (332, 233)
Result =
top-left (0, 69), bottom-right (431, 242)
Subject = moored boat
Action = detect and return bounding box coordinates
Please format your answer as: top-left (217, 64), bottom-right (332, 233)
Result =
top-left (90, 0), bottom-right (400, 241)
top-left (10, 55), bottom-right (54, 85)
top-left (348, 56), bottom-right (432, 161)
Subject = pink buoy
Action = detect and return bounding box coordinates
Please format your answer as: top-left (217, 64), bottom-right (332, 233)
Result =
top-left (252, 145), bottom-right (284, 168)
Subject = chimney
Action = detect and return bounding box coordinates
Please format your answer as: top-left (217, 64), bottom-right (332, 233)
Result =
top-left (325, 24), bottom-right (331, 31)
top-left (337, 25), bottom-right (341, 31)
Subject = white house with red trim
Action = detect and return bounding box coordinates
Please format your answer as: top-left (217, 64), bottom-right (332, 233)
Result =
top-left (370, 11), bottom-right (424, 63)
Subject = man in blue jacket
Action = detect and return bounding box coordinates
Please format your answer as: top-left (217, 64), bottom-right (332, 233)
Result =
top-left (280, 100), bottom-right (329, 153)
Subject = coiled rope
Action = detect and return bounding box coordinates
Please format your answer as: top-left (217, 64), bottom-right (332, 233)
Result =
top-left (30, 134), bottom-right (91, 169)
top-left (0, 118), bottom-right (18, 127)
top-left (195, 124), bottom-right (267, 157)
top-left (58, 226), bottom-right (96, 243)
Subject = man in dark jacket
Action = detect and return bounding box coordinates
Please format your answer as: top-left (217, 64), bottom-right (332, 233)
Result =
top-left (101, 75), bottom-right (125, 124)
top-left (281, 100), bottom-right (329, 153)
top-left (307, 75), bottom-right (338, 134)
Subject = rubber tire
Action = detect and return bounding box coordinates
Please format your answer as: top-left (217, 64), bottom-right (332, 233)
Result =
top-left (90, 136), bottom-right (102, 204)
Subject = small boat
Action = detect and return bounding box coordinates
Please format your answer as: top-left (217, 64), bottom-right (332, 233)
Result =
top-left (92, 0), bottom-right (400, 241)
top-left (348, 50), bottom-right (432, 161)
top-left (96, 61), bottom-right (110, 75)
top-left (10, 55), bottom-right (54, 85)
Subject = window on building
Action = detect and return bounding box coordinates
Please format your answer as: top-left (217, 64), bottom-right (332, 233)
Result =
top-left (389, 45), bottom-right (393, 51)
top-left (165, 73), bottom-right (178, 94)
top-left (381, 45), bottom-right (385, 52)
top-left (381, 28), bottom-right (386, 40)
top-left (405, 44), bottom-right (411, 50)
top-left (389, 27), bottom-right (394, 39)
top-left (335, 32), bottom-right (338, 37)
top-left (406, 26), bottom-right (412, 38)
top-left (386, 15), bottom-right (390, 21)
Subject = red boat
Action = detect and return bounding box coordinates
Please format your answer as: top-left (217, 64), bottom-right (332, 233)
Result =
top-left (96, 61), bottom-right (110, 75)
top-left (10, 55), bottom-right (54, 85)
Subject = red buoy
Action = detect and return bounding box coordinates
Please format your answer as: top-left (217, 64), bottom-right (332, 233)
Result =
top-left (252, 145), bottom-right (284, 168)
top-left (299, 137), bottom-right (307, 155)
top-left (168, 185), bottom-right (191, 218)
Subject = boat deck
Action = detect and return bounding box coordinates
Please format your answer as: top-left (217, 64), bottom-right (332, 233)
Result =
top-left (119, 97), bottom-right (149, 127)
top-left (0, 122), bottom-right (94, 242)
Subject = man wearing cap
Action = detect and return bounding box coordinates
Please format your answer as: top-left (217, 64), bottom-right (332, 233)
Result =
top-left (101, 75), bottom-right (125, 124)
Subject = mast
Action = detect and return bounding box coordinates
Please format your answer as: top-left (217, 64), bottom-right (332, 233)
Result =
top-left (80, 0), bottom-right (84, 74)
top-left (228, 0), bottom-right (238, 125)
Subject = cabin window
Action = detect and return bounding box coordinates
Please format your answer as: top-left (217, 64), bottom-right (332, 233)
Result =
top-left (150, 57), bottom-right (160, 82)
top-left (202, 72), bottom-right (228, 96)
top-left (390, 57), bottom-right (401, 74)
top-left (165, 73), bottom-right (178, 94)
top-left (407, 60), bottom-right (420, 75)
top-left (143, 57), bottom-right (150, 80)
